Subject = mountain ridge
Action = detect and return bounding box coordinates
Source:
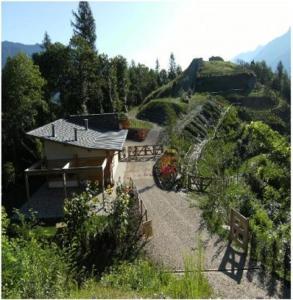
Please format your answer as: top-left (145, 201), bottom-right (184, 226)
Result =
top-left (233, 29), bottom-right (291, 74)
top-left (2, 41), bottom-right (43, 67)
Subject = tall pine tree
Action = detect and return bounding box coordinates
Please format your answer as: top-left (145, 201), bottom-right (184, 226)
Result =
top-left (71, 1), bottom-right (97, 50)
top-left (168, 52), bottom-right (177, 80)
top-left (42, 31), bottom-right (52, 50)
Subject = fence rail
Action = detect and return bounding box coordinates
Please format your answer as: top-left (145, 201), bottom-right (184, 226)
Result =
top-left (130, 179), bottom-right (152, 239)
top-left (119, 145), bottom-right (164, 161)
top-left (187, 174), bottom-right (242, 192)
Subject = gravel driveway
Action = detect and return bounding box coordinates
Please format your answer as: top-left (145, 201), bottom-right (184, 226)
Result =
top-left (124, 161), bottom-right (289, 298)
top-left (120, 127), bottom-right (289, 298)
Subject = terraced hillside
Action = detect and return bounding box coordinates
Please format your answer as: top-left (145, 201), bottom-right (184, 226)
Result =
top-left (177, 100), bottom-right (223, 144)
top-left (144, 59), bottom-right (256, 103)
top-left (139, 57), bottom-right (289, 137)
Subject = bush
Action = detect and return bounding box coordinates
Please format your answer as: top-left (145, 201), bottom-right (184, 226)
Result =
top-left (209, 56), bottom-right (224, 62)
top-left (3, 162), bottom-right (15, 190)
top-left (57, 181), bottom-right (143, 281)
top-left (2, 208), bottom-right (74, 299)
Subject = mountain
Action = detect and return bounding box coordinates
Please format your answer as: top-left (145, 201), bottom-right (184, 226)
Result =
top-left (233, 45), bottom-right (264, 63)
top-left (233, 29), bottom-right (291, 74)
top-left (2, 41), bottom-right (42, 67)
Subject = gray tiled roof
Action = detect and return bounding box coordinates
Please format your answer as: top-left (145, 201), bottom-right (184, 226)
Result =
top-left (27, 113), bottom-right (128, 151)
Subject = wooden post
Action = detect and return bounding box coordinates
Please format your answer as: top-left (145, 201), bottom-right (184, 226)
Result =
top-left (140, 199), bottom-right (143, 216)
top-left (63, 173), bottom-right (67, 198)
top-left (25, 173), bottom-right (30, 201)
top-left (101, 168), bottom-right (105, 203)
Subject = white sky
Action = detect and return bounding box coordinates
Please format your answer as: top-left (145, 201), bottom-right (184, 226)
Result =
top-left (2, 0), bottom-right (292, 70)
top-left (131, 0), bottom-right (292, 69)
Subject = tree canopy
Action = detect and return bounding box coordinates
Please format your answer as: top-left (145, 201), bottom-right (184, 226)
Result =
top-left (71, 1), bottom-right (97, 50)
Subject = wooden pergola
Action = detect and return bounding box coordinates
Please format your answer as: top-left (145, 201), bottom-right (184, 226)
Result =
top-left (24, 158), bottom-right (108, 201)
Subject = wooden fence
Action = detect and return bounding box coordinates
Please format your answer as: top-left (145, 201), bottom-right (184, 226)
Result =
top-left (187, 174), bottom-right (242, 193)
top-left (187, 174), bottom-right (213, 192)
top-left (130, 181), bottom-right (153, 239)
top-left (119, 145), bottom-right (164, 161)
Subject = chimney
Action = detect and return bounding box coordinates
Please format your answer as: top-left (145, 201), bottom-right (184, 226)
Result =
top-left (51, 124), bottom-right (55, 137)
top-left (74, 128), bottom-right (78, 141)
top-left (84, 118), bottom-right (88, 130)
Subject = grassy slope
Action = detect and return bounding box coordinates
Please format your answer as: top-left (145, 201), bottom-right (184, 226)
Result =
top-left (129, 118), bottom-right (153, 129)
top-left (137, 98), bottom-right (188, 125)
top-left (199, 61), bottom-right (245, 76)
top-left (144, 60), bottom-right (253, 103)
top-left (71, 257), bottom-right (212, 299)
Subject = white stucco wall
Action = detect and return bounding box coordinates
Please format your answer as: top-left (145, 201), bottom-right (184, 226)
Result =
top-left (112, 151), bottom-right (119, 178)
top-left (44, 140), bottom-right (106, 160)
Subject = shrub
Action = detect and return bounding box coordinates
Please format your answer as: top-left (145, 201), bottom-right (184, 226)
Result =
top-left (2, 208), bottom-right (74, 299)
top-left (3, 162), bottom-right (15, 190)
top-left (57, 181), bottom-right (143, 281)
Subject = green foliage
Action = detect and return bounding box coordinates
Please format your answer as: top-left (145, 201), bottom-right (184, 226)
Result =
top-left (101, 259), bottom-right (171, 294)
top-left (240, 121), bottom-right (290, 163)
top-left (2, 53), bottom-right (48, 182)
top-left (168, 52), bottom-right (180, 80)
top-left (209, 56), bottom-right (224, 61)
top-left (33, 41), bottom-right (71, 114)
top-left (137, 98), bottom-right (187, 125)
top-left (58, 181), bottom-right (142, 281)
top-left (196, 114), bottom-right (290, 278)
top-left (65, 35), bottom-right (100, 114)
top-left (199, 60), bottom-right (250, 76)
top-left (2, 208), bottom-right (74, 299)
top-left (69, 279), bottom-right (142, 298)
top-left (112, 55), bottom-right (129, 111)
top-left (101, 249), bottom-right (212, 298)
top-left (2, 162), bottom-right (15, 190)
top-left (129, 118), bottom-right (153, 129)
top-left (128, 61), bottom-right (159, 107)
top-left (71, 1), bottom-right (97, 50)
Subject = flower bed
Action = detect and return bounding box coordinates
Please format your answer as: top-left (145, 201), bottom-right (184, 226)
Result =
top-left (153, 149), bottom-right (178, 190)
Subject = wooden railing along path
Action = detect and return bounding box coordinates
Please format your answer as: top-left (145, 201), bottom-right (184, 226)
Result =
top-left (119, 145), bottom-right (164, 161)
top-left (129, 179), bottom-right (153, 239)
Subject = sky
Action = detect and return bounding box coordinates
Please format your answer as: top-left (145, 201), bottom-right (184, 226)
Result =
top-left (1, 0), bottom-right (292, 70)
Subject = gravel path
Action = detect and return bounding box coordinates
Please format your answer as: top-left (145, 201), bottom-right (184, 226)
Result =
top-left (120, 127), bottom-right (289, 298)
top-left (122, 161), bottom-right (288, 299)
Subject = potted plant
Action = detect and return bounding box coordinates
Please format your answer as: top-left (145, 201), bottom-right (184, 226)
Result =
top-left (119, 113), bottom-right (130, 129)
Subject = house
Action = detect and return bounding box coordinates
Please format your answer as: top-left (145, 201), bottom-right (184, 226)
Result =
top-left (24, 113), bottom-right (128, 200)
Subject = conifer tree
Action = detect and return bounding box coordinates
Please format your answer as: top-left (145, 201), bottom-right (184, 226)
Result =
top-left (168, 52), bottom-right (177, 80)
top-left (155, 58), bottom-right (160, 73)
top-left (42, 31), bottom-right (52, 50)
top-left (71, 1), bottom-right (97, 50)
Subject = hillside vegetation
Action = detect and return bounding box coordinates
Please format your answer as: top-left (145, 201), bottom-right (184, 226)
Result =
top-left (144, 58), bottom-right (256, 102)
top-left (139, 56), bottom-right (290, 281)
